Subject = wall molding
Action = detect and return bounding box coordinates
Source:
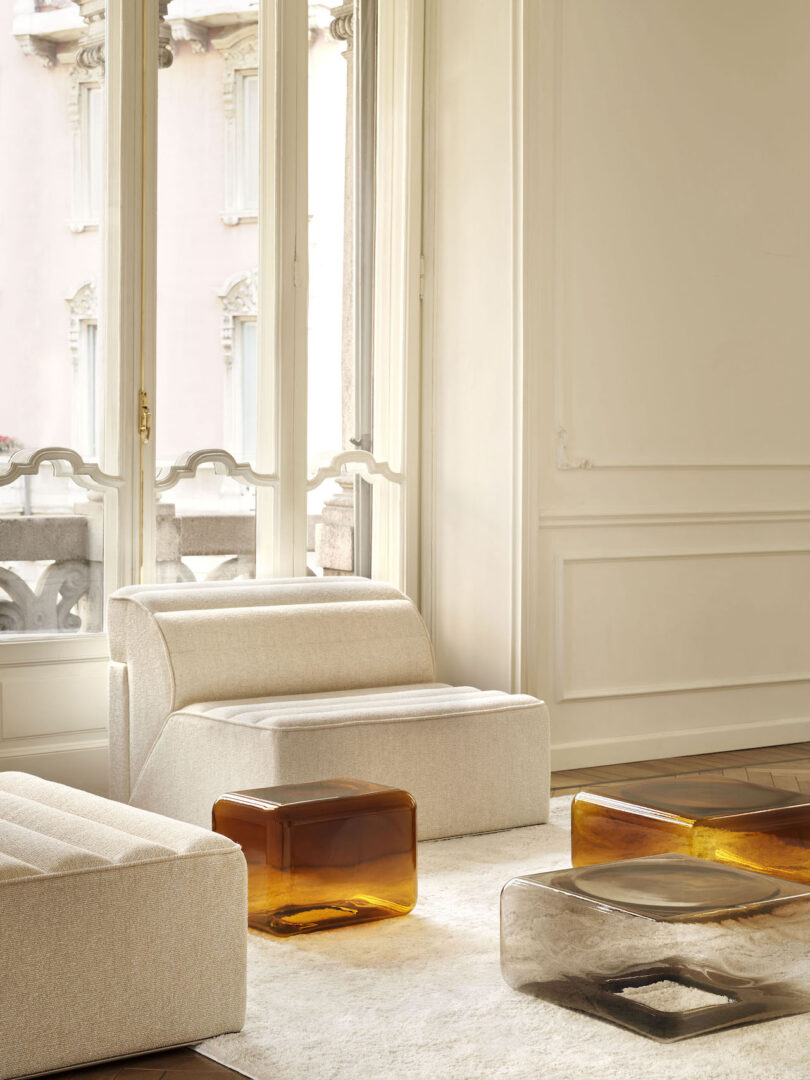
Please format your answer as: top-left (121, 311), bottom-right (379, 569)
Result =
top-left (0, 734), bottom-right (107, 761)
top-left (0, 740), bottom-right (108, 796)
top-left (543, 0), bottom-right (810, 472)
top-left (0, 639), bottom-right (108, 667)
top-left (555, 547), bottom-right (810, 702)
top-left (0, 725), bottom-right (107, 747)
top-left (539, 508), bottom-right (810, 529)
top-left (551, 715), bottom-right (810, 772)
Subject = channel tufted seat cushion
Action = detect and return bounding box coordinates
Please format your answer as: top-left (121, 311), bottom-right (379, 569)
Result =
top-left (109, 577), bottom-right (551, 840)
top-left (129, 683), bottom-right (548, 837)
top-left (0, 772), bottom-right (246, 1080)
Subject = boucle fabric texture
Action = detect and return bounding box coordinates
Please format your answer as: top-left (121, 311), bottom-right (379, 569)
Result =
top-left (0, 773), bottom-right (247, 1080)
top-left (108, 577), bottom-right (436, 797)
top-left (109, 578), bottom-right (550, 840)
top-left (129, 682), bottom-right (548, 839)
top-left (198, 796), bottom-right (810, 1080)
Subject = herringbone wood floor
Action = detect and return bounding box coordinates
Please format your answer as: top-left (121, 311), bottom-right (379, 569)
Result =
top-left (550, 740), bottom-right (810, 796)
top-left (52, 740), bottom-right (810, 1080)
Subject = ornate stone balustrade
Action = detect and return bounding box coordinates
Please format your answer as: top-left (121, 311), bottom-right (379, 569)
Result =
top-left (0, 513), bottom-right (96, 633)
top-left (156, 504), bottom-right (257, 584)
top-left (0, 506), bottom-right (262, 633)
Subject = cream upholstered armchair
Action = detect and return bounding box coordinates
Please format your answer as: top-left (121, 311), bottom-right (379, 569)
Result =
top-left (108, 577), bottom-right (550, 840)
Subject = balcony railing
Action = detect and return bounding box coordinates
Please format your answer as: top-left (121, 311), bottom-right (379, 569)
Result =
top-left (0, 494), bottom-right (357, 633)
top-left (0, 504), bottom-right (259, 634)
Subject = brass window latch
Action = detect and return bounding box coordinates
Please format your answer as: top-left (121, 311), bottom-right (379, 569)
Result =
top-left (138, 389), bottom-right (152, 445)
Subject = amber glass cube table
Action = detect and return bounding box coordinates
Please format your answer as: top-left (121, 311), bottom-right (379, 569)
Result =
top-left (213, 778), bottom-right (417, 936)
top-left (501, 853), bottom-right (810, 1040)
top-left (571, 775), bottom-right (810, 883)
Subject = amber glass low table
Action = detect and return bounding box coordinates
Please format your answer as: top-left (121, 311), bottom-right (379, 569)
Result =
top-left (501, 853), bottom-right (810, 1040)
top-left (571, 775), bottom-right (810, 883)
top-left (213, 778), bottom-right (417, 936)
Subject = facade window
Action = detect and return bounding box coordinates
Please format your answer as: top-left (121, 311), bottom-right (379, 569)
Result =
top-left (237, 72), bottom-right (259, 217)
top-left (69, 72), bottom-right (103, 231)
top-left (82, 321), bottom-right (98, 457)
top-left (219, 269), bottom-right (259, 464)
top-left (67, 280), bottom-right (100, 459)
top-left (214, 28), bottom-right (259, 226)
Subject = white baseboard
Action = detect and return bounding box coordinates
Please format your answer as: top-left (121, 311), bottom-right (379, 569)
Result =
top-left (551, 716), bottom-right (810, 772)
top-left (3, 723), bottom-right (807, 796)
top-left (0, 741), bottom-right (109, 796)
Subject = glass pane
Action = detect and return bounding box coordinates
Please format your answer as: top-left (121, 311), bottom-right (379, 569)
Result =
top-left (240, 319), bottom-right (258, 462)
top-left (240, 73), bottom-right (259, 213)
top-left (155, 11), bottom-right (263, 572)
top-left (308, 3), bottom-right (353, 574)
top-left (0, 470), bottom-right (106, 635)
top-left (308, 469), bottom-right (403, 580)
top-left (156, 471), bottom-right (256, 584)
top-left (84, 322), bottom-right (98, 458)
top-left (0, 4), bottom-right (107, 636)
top-left (86, 84), bottom-right (103, 221)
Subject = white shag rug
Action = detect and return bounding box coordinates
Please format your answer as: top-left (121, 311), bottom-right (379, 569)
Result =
top-left (197, 797), bottom-right (807, 1080)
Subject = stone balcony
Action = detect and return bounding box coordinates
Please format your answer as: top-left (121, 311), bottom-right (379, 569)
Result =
top-left (0, 493), bottom-right (355, 633)
top-left (0, 503), bottom-right (258, 634)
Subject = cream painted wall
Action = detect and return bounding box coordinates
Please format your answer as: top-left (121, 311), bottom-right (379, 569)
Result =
top-left (425, 0), bottom-right (810, 767)
top-left (422, 0), bottom-right (519, 693)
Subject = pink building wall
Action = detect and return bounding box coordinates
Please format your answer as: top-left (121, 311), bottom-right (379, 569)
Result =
top-left (0, 25), bottom-right (258, 464)
top-left (156, 44), bottom-right (257, 462)
top-left (0, 34), bottom-right (97, 450)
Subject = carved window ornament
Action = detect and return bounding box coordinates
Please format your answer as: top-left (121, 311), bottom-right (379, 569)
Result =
top-left (168, 19), bottom-right (210, 55)
top-left (15, 34), bottom-right (59, 69)
top-left (212, 25), bottom-right (259, 226)
top-left (330, 4), bottom-right (355, 50)
top-left (73, 0), bottom-right (174, 74)
top-left (66, 280), bottom-right (100, 458)
top-left (14, 0), bottom-right (173, 73)
top-left (218, 269), bottom-right (258, 460)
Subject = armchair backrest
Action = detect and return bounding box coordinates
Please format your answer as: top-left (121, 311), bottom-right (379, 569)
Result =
top-left (108, 577), bottom-right (436, 799)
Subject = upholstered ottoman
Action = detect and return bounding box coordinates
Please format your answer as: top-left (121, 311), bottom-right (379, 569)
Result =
top-left (0, 772), bottom-right (246, 1080)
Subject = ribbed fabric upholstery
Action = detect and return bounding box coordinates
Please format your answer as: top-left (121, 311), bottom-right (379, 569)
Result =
top-left (128, 683), bottom-right (549, 840)
top-left (0, 791), bottom-right (175, 865)
top-left (155, 598), bottom-right (436, 709)
top-left (108, 578), bottom-right (435, 796)
top-left (0, 850), bottom-right (44, 882)
top-left (195, 685), bottom-right (538, 730)
top-left (0, 771), bottom-right (233, 856)
top-left (0, 773), bottom-right (246, 1080)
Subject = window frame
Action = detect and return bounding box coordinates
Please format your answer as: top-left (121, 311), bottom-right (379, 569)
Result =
top-left (0, 0), bottom-right (425, 648)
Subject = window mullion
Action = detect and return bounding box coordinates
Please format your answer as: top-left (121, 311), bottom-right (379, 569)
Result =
top-left (104, 0), bottom-right (158, 591)
top-left (256, 0), bottom-right (308, 578)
